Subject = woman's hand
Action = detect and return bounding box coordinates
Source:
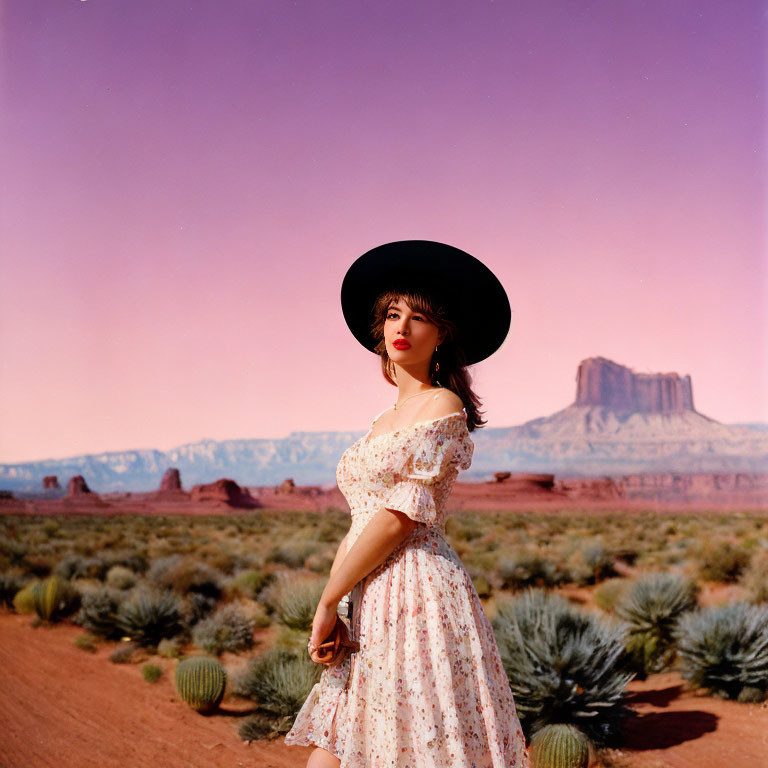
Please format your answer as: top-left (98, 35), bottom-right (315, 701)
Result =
top-left (308, 599), bottom-right (339, 663)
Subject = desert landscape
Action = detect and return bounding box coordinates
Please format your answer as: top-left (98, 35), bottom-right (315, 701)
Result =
top-left (2, 496), bottom-right (767, 768)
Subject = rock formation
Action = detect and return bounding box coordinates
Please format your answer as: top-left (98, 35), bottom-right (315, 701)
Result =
top-left (189, 478), bottom-right (260, 508)
top-left (160, 468), bottom-right (182, 491)
top-left (575, 356), bottom-right (694, 414)
top-left (42, 476), bottom-right (60, 489)
top-left (67, 475), bottom-right (92, 495)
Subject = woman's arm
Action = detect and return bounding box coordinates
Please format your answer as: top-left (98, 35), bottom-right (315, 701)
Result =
top-left (319, 509), bottom-right (416, 609)
top-left (329, 532), bottom-right (349, 579)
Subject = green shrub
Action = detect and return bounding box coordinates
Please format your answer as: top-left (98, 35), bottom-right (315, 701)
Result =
top-left (54, 555), bottom-right (107, 581)
top-left (106, 565), bottom-right (137, 591)
top-left (157, 637), bottom-right (183, 658)
top-left (696, 540), bottom-right (750, 583)
top-left (142, 664), bottom-right (163, 683)
top-left (531, 723), bottom-right (591, 768)
top-left (74, 587), bottom-right (124, 639)
top-left (615, 573), bottom-right (698, 677)
top-left (673, 602), bottom-right (768, 702)
top-left (192, 604), bottom-right (255, 655)
top-left (109, 641), bottom-right (144, 664)
top-left (117, 589), bottom-right (182, 647)
top-left (239, 713), bottom-right (286, 742)
top-left (232, 646), bottom-right (321, 719)
top-left (491, 588), bottom-right (634, 747)
top-left (579, 540), bottom-right (617, 584)
top-left (147, 556), bottom-right (222, 599)
top-left (175, 657), bottom-right (227, 712)
top-left (740, 549), bottom-right (768, 604)
top-left (259, 573), bottom-right (326, 631)
top-left (74, 632), bottom-right (98, 653)
top-left (496, 550), bottom-right (560, 590)
top-left (228, 569), bottom-right (271, 600)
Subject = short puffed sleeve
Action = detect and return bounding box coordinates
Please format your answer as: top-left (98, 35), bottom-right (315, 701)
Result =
top-left (383, 414), bottom-right (473, 525)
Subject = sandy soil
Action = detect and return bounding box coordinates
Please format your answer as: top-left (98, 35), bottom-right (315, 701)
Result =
top-left (1, 612), bottom-right (766, 768)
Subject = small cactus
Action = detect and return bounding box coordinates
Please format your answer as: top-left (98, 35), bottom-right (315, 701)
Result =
top-left (532, 723), bottom-right (590, 768)
top-left (175, 657), bottom-right (226, 712)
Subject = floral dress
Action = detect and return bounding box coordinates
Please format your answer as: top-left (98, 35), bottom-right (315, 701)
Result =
top-left (284, 405), bottom-right (531, 768)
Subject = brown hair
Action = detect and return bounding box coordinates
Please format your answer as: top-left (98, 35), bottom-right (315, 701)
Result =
top-left (368, 289), bottom-right (486, 432)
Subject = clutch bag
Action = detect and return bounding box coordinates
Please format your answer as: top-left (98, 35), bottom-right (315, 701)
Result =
top-left (313, 614), bottom-right (360, 667)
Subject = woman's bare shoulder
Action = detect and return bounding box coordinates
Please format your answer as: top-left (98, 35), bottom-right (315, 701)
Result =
top-left (418, 388), bottom-right (465, 421)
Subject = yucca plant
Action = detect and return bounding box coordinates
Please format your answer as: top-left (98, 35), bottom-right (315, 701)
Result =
top-left (33, 575), bottom-right (79, 622)
top-left (117, 588), bottom-right (182, 647)
top-left (615, 572), bottom-right (698, 678)
top-left (491, 588), bottom-right (635, 747)
top-left (233, 646), bottom-right (321, 721)
top-left (175, 656), bottom-right (226, 712)
top-left (673, 601), bottom-right (768, 702)
top-left (531, 723), bottom-right (590, 768)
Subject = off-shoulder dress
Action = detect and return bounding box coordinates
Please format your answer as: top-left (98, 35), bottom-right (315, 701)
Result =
top-left (284, 404), bottom-right (531, 768)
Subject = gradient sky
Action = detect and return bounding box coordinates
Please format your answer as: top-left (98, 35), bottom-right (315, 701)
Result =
top-left (1, 0), bottom-right (766, 464)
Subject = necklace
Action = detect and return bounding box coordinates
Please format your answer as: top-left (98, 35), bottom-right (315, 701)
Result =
top-left (393, 386), bottom-right (444, 410)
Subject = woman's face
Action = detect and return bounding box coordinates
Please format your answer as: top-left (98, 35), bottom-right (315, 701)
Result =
top-left (384, 299), bottom-right (446, 369)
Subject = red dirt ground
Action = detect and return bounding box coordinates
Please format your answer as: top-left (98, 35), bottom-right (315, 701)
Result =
top-left (1, 612), bottom-right (766, 768)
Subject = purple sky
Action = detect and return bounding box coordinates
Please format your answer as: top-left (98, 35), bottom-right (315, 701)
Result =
top-left (1, 0), bottom-right (766, 463)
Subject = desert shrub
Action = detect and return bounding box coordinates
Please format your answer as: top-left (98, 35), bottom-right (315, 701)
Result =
top-left (147, 556), bottom-right (223, 599)
top-left (471, 574), bottom-right (493, 598)
top-left (496, 550), bottom-right (560, 590)
top-left (0, 572), bottom-right (25, 608)
top-left (106, 565), bottom-right (137, 591)
top-left (117, 588), bottom-right (183, 647)
top-left (54, 555), bottom-right (107, 581)
top-left (491, 588), bottom-right (634, 747)
top-left (239, 713), bottom-right (284, 742)
top-left (74, 632), bottom-right (98, 653)
top-left (673, 601), bottom-right (768, 702)
top-left (0, 536), bottom-right (28, 567)
top-left (192, 604), bottom-right (255, 655)
top-left (593, 579), bottom-right (630, 613)
top-left (33, 575), bottom-right (80, 622)
top-left (74, 586), bottom-right (124, 639)
top-left (102, 550), bottom-right (148, 574)
top-left (157, 637), bottom-right (183, 658)
top-left (267, 541), bottom-right (319, 569)
top-left (615, 573), bottom-right (698, 678)
top-left (228, 569), bottom-right (272, 600)
top-left (109, 641), bottom-right (144, 664)
top-left (695, 540), bottom-right (750, 583)
top-left (12, 582), bottom-right (38, 614)
top-left (175, 656), bottom-right (227, 712)
top-left (579, 540), bottom-right (618, 584)
top-left (305, 549), bottom-right (335, 574)
top-left (740, 549), bottom-right (768, 604)
top-left (142, 664), bottom-right (163, 683)
top-left (233, 646), bottom-right (321, 720)
top-left (259, 573), bottom-right (326, 631)
top-left (181, 592), bottom-right (218, 628)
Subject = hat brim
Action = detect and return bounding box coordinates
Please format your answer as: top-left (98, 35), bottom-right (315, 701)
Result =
top-left (340, 240), bottom-right (511, 366)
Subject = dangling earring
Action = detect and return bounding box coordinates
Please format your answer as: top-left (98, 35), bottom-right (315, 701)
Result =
top-left (434, 346), bottom-right (440, 374)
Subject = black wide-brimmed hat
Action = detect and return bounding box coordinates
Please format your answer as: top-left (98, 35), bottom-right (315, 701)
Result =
top-left (341, 240), bottom-right (511, 366)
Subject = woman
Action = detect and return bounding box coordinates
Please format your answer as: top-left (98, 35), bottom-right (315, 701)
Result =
top-left (284, 240), bottom-right (530, 768)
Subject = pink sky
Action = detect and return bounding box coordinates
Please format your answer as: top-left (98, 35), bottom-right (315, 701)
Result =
top-left (1, 1), bottom-right (766, 464)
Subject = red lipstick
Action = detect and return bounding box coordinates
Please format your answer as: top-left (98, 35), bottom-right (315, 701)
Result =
top-left (393, 340), bottom-right (410, 349)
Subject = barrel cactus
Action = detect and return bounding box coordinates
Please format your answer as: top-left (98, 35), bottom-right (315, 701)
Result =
top-left (33, 575), bottom-right (78, 622)
top-left (175, 657), bottom-right (227, 712)
top-left (532, 723), bottom-right (590, 768)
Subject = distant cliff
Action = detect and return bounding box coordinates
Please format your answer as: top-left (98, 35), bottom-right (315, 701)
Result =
top-left (575, 357), bottom-right (694, 413)
top-left (1, 356), bottom-right (766, 492)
